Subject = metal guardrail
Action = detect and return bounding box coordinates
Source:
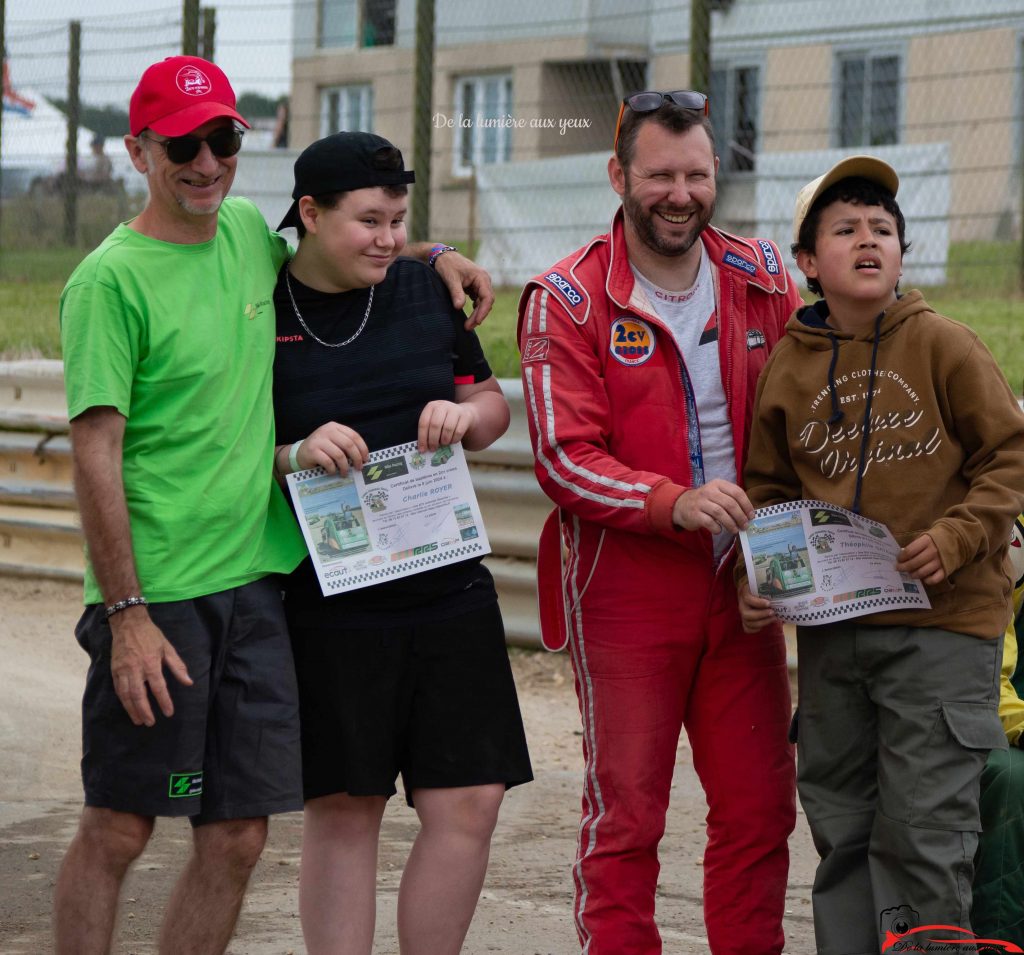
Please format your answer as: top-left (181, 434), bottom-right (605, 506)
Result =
top-left (0, 362), bottom-right (802, 668)
top-left (0, 360), bottom-right (72, 433)
top-left (0, 361), bottom-right (86, 581)
top-left (0, 362), bottom-right (548, 647)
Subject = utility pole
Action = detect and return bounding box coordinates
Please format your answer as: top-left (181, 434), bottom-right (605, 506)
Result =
top-left (689, 0), bottom-right (710, 93)
top-left (63, 20), bottom-right (81, 246)
top-left (1, 0), bottom-right (7, 245)
top-left (201, 7), bottom-right (216, 61)
top-left (182, 0), bottom-right (200, 56)
top-left (411, 0), bottom-right (435, 242)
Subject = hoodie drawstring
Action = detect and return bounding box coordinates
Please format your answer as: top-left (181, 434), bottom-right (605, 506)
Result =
top-left (850, 312), bottom-right (885, 515)
top-left (825, 334), bottom-right (843, 425)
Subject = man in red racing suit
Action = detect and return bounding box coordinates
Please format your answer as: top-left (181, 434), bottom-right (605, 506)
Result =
top-left (518, 97), bottom-right (800, 955)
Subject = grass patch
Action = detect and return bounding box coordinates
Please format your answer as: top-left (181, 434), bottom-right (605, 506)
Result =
top-left (1, 193), bottom-right (141, 252)
top-left (0, 281), bottom-right (65, 359)
top-left (929, 295), bottom-right (1024, 396)
top-left (940, 241), bottom-right (1021, 298)
top-left (0, 248), bottom-right (84, 360)
top-left (477, 246), bottom-right (1024, 382)
top-left (0, 193), bottom-right (141, 360)
top-left (4, 235), bottom-right (1022, 385)
top-left (475, 291), bottom-right (521, 379)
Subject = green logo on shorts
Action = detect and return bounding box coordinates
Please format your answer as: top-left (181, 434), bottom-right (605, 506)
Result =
top-left (168, 771), bottom-right (203, 798)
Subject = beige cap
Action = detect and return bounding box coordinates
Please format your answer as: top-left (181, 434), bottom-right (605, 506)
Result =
top-left (792, 155), bottom-right (899, 244)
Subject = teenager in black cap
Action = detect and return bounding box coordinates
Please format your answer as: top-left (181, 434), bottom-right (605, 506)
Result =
top-left (271, 131), bottom-right (533, 955)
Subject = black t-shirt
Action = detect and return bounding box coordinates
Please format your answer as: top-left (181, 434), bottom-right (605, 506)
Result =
top-left (273, 257), bottom-right (497, 627)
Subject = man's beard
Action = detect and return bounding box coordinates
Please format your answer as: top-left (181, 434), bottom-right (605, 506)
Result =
top-left (622, 186), bottom-right (714, 259)
top-left (176, 192), bottom-right (225, 216)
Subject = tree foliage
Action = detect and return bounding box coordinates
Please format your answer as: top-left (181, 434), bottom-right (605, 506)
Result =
top-left (47, 91), bottom-right (283, 137)
top-left (51, 100), bottom-right (130, 139)
top-left (235, 92), bottom-right (284, 119)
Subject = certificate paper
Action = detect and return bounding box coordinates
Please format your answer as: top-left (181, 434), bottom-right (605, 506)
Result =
top-left (285, 441), bottom-right (490, 596)
top-left (738, 500), bottom-right (931, 626)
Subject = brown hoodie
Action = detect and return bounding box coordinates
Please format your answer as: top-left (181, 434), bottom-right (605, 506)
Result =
top-left (744, 290), bottom-right (1024, 638)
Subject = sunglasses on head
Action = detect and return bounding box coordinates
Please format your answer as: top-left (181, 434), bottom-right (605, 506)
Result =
top-left (613, 90), bottom-right (709, 152)
top-left (141, 127), bottom-right (244, 164)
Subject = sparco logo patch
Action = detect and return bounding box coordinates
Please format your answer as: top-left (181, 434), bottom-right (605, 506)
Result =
top-left (723, 251), bottom-right (757, 276)
top-left (746, 329), bottom-right (766, 350)
top-left (544, 272), bottom-right (583, 307)
top-left (175, 66), bottom-right (213, 97)
top-left (610, 318), bottom-right (655, 366)
top-left (757, 239), bottom-right (780, 275)
top-left (523, 337), bottom-right (550, 363)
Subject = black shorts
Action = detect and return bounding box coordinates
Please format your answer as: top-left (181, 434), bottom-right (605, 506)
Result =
top-left (289, 600), bottom-right (533, 806)
top-left (75, 576), bottom-right (302, 825)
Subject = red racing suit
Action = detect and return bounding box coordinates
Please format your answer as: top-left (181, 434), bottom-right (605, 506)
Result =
top-left (518, 210), bottom-right (800, 955)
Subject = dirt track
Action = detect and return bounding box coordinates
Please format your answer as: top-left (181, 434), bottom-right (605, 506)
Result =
top-left (0, 577), bottom-right (818, 954)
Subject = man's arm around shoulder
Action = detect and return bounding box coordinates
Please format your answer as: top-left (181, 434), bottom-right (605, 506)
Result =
top-left (71, 407), bottom-right (191, 727)
top-left (404, 242), bottom-right (495, 328)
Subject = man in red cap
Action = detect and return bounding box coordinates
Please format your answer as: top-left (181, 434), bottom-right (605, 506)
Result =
top-left (53, 55), bottom-right (493, 955)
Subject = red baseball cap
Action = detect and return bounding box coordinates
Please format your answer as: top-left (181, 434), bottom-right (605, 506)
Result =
top-left (129, 56), bottom-right (250, 137)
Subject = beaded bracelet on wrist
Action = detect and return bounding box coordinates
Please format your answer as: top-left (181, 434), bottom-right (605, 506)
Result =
top-left (105, 596), bottom-right (149, 618)
top-left (428, 244), bottom-right (457, 268)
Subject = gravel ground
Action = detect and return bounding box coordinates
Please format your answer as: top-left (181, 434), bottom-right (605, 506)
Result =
top-left (0, 577), bottom-right (818, 954)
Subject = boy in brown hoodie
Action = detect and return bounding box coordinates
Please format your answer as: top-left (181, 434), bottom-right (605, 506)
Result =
top-left (738, 155), bottom-right (1024, 954)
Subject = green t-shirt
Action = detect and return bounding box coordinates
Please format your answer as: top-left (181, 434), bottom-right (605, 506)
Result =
top-left (60, 197), bottom-right (305, 603)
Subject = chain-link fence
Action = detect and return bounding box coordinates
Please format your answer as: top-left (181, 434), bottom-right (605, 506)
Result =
top-left (3, 0), bottom-right (1023, 297)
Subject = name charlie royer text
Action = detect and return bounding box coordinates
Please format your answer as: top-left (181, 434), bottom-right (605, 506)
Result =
top-left (433, 112), bottom-right (592, 136)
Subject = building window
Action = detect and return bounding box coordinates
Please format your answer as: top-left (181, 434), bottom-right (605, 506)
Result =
top-left (539, 60), bottom-right (646, 157)
top-left (838, 52), bottom-right (900, 147)
top-left (318, 0), bottom-right (395, 49)
top-left (710, 64), bottom-right (760, 172)
top-left (321, 84), bottom-right (374, 136)
top-left (453, 74), bottom-right (513, 175)
top-left (614, 60), bottom-right (648, 98)
top-left (319, 0), bottom-right (356, 47)
top-left (363, 0), bottom-right (395, 46)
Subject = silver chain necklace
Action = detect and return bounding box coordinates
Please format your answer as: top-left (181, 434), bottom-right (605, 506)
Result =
top-left (285, 268), bottom-right (374, 348)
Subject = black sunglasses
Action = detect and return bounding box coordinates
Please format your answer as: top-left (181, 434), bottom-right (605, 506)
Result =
top-left (141, 127), bottom-right (244, 164)
top-left (613, 90), bottom-right (709, 151)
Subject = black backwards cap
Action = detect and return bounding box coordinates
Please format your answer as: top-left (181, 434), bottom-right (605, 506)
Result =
top-left (277, 131), bottom-right (415, 231)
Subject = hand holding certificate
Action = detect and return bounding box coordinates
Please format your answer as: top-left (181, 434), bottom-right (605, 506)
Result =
top-left (286, 440), bottom-right (490, 596)
top-left (738, 500), bottom-right (931, 625)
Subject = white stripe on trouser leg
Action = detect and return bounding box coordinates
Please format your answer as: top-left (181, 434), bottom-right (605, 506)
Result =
top-left (568, 515), bottom-right (605, 952)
